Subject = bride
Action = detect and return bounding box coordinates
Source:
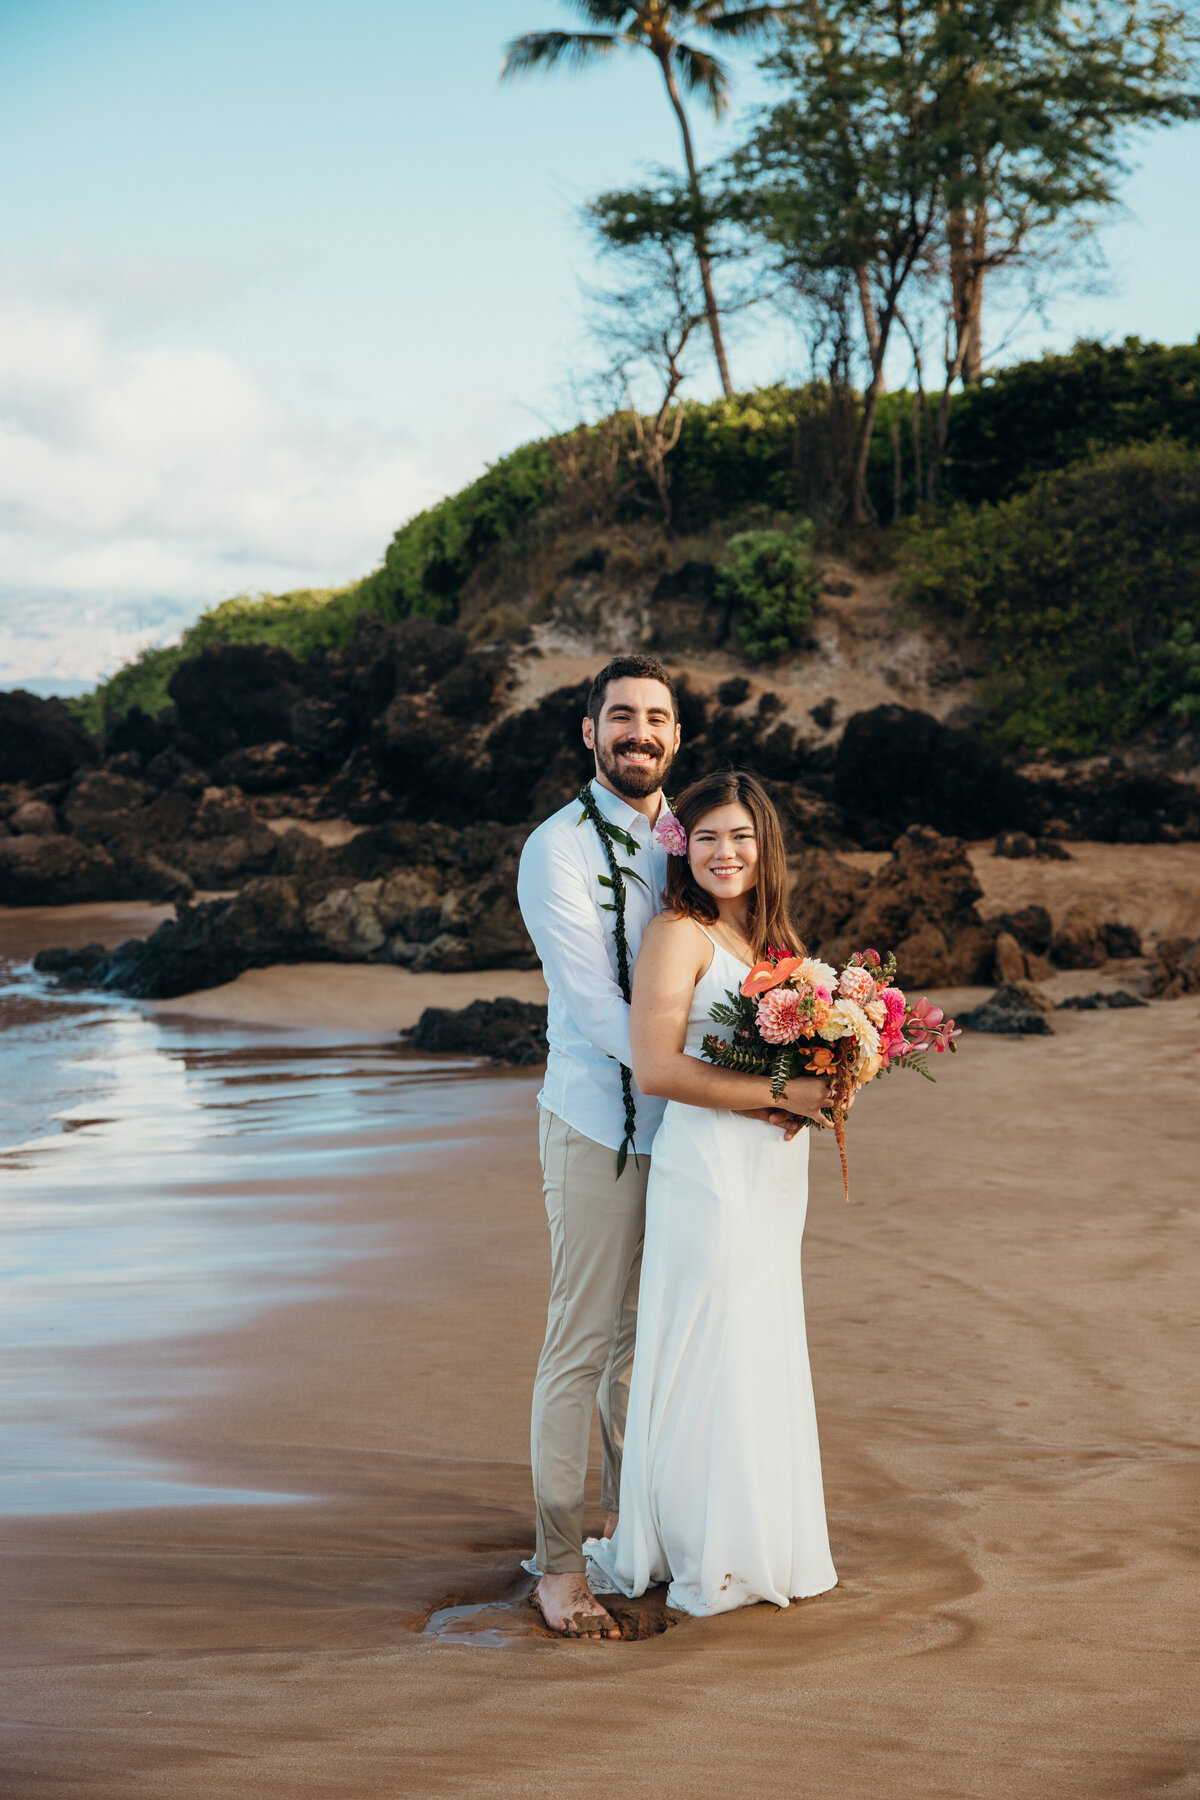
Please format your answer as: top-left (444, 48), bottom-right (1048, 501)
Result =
top-left (586, 770), bottom-right (839, 1618)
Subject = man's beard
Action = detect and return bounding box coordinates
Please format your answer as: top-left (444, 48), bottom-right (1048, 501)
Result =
top-left (595, 735), bottom-right (676, 801)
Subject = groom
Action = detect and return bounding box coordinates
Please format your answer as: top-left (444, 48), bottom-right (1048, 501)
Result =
top-left (518, 654), bottom-right (794, 1640)
top-left (517, 654), bottom-right (677, 1640)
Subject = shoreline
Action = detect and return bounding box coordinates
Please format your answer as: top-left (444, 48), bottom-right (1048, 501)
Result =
top-left (1, 968), bottom-right (1197, 1794)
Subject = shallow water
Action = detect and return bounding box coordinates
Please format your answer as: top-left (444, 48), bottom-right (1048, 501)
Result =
top-left (0, 943), bottom-right (487, 1515)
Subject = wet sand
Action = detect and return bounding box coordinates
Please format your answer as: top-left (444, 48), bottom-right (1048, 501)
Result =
top-left (3, 888), bottom-right (1199, 1797)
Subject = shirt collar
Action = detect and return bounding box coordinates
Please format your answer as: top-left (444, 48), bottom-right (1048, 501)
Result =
top-left (589, 777), bottom-right (664, 839)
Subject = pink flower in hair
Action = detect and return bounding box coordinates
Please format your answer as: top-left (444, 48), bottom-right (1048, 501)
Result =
top-left (654, 810), bottom-right (688, 856)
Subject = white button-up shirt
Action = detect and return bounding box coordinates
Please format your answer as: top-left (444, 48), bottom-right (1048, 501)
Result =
top-left (517, 778), bottom-right (669, 1154)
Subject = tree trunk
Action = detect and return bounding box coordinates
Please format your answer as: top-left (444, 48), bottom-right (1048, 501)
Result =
top-left (848, 364), bottom-right (885, 526)
top-left (948, 184), bottom-right (988, 385)
top-left (657, 49), bottom-right (734, 397)
top-left (963, 198), bottom-right (987, 383)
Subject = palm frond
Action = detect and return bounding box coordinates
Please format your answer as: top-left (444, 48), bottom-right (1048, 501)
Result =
top-left (500, 29), bottom-right (623, 79)
top-left (700, 4), bottom-right (800, 39)
top-left (565, 0), bottom-right (637, 24)
top-left (672, 40), bottom-right (731, 115)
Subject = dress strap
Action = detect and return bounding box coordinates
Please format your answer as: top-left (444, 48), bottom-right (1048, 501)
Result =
top-left (689, 917), bottom-right (719, 980)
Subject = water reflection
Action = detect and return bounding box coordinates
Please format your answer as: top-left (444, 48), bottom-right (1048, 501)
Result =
top-left (0, 952), bottom-right (496, 1516)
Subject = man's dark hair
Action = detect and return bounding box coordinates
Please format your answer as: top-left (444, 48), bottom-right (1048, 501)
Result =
top-left (587, 655), bottom-right (679, 725)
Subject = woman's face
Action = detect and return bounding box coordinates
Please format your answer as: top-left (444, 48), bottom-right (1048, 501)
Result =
top-left (687, 802), bottom-right (759, 903)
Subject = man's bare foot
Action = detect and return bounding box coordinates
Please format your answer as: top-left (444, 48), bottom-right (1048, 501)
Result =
top-left (603, 1510), bottom-right (619, 1539)
top-left (532, 1573), bottom-right (621, 1640)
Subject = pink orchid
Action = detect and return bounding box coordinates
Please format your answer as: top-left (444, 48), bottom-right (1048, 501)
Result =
top-left (654, 810), bottom-right (688, 856)
top-left (907, 996), bottom-right (944, 1031)
top-left (931, 1019), bottom-right (962, 1053)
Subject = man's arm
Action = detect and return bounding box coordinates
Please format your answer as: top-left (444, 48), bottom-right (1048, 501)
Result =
top-left (517, 824), bottom-right (636, 1067)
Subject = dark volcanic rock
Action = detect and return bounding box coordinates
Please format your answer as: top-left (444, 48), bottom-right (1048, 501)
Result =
top-left (0, 690), bottom-right (97, 786)
top-left (1143, 937), bottom-right (1200, 999)
top-left (106, 705), bottom-right (171, 766)
top-left (62, 770), bottom-right (154, 839)
top-left (991, 904), bottom-right (1054, 957)
top-left (993, 829), bottom-right (1071, 861)
top-left (1055, 990), bottom-right (1147, 1010)
top-left (216, 741), bottom-right (314, 794)
top-left (168, 643), bottom-right (305, 757)
top-left (962, 984), bottom-right (1055, 1035)
top-left (33, 942), bottom-right (109, 985)
top-left (0, 835), bottom-right (117, 905)
top-left (95, 877), bottom-right (310, 998)
top-left (833, 706), bottom-right (1024, 847)
top-left (789, 848), bottom-right (871, 946)
top-left (406, 996), bottom-right (548, 1065)
top-left (791, 828), bottom-right (992, 986)
top-left (478, 682), bottom-right (593, 825)
top-left (1101, 921), bottom-right (1143, 959)
top-left (833, 827), bottom-right (993, 987)
top-left (1016, 760), bottom-right (1200, 844)
top-left (9, 800), bottom-right (59, 836)
top-left (1048, 903), bottom-right (1107, 970)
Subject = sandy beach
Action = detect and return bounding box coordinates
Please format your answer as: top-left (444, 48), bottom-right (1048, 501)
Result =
top-left (2, 881), bottom-right (1198, 1799)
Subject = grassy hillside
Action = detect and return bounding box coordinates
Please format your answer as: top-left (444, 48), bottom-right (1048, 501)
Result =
top-left (76, 339), bottom-right (1200, 754)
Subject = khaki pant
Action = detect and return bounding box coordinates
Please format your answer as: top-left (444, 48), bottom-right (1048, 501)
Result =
top-left (531, 1110), bottom-right (649, 1575)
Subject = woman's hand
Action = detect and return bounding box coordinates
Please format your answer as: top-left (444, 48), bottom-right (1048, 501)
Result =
top-left (779, 1077), bottom-right (832, 1122)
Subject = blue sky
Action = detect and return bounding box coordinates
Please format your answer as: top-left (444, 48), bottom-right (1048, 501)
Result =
top-left (1, 0), bottom-right (1197, 689)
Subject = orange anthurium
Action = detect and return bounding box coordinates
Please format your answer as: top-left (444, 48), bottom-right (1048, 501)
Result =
top-left (739, 955), bottom-right (805, 997)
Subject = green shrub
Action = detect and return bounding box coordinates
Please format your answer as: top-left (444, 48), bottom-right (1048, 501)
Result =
top-left (665, 385), bottom-right (853, 531)
top-left (363, 439), bottom-right (560, 622)
top-left (75, 584), bottom-right (365, 730)
top-left (940, 338), bottom-right (1200, 506)
top-left (900, 441), bottom-right (1200, 751)
top-left (717, 524), bottom-right (820, 662)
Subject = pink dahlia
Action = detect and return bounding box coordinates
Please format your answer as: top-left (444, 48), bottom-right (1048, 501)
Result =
top-left (653, 810), bottom-right (688, 856)
top-left (838, 965), bottom-right (875, 1006)
top-left (882, 986), bottom-right (906, 1026)
top-left (756, 987), bottom-right (807, 1045)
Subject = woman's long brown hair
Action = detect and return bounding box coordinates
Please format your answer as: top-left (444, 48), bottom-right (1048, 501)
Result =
top-left (663, 769), bottom-right (804, 960)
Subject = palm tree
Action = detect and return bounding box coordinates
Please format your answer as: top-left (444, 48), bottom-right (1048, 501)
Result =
top-left (502, 2), bottom-right (793, 398)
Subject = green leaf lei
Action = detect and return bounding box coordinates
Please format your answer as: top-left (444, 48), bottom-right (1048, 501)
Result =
top-left (576, 782), bottom-right (652, 1178)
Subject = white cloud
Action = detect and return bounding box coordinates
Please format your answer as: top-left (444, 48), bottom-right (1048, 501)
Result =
top-left (0, 298), bottom-right (460, 685)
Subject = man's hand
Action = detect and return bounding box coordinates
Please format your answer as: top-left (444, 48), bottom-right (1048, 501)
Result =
top-left (737, 1106), bottom-right (811, 1142)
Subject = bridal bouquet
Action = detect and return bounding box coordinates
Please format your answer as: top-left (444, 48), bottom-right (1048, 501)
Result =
top-left (701, 946), bottom-right (960, 1200)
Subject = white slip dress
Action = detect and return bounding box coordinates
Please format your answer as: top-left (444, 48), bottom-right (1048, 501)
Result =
top-left (585, 926), bottom-right (838, 1617)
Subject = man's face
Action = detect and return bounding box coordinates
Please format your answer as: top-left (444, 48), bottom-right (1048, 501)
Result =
top-left (582, 677), bottom-right (681, 800)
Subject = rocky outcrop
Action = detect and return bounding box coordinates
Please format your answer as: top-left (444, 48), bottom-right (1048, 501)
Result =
top-left (96, 877), bottom-right (311, 998)
top-left (993, 830), bottom-right (1071, 861)
top-left (1143, 938), bottom-right (1200, 999)
top-left (167, 643), bottom-right (306, 759)
top-left (1055, 990), bottom-right (1147, 1011)
top-left (0, 834), bottom-right (122, 906)
top-left (1047, 904), bottom-right (1144, 970)
top-left (794, 826), bottom-right (994, 988)
top-left (832, 706), bottom-right (1025, 848)
top-left (0, 690), bottom-right (97, 786)
top-left (405, 996), bottom-right (548, 1064)
top-left (76, 818), bottom-right (540, 999)
top-left (961, 983), bottom-right (1055, 1035)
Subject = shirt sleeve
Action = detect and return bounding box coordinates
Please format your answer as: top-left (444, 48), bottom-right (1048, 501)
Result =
top-left (517, 822), bottom-right (633, 1069)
